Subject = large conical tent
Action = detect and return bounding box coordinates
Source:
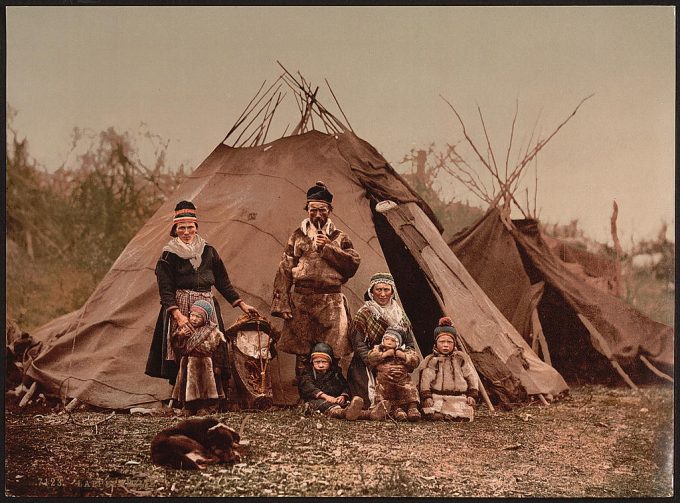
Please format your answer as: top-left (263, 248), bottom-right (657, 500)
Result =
top-left (24, 68), bottom-right (568, 410)
top-left (449, 208), bottom-right (674, 385)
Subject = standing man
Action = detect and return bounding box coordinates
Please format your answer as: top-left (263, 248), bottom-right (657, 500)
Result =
top-left (271, 181), bottom-right (361, 379)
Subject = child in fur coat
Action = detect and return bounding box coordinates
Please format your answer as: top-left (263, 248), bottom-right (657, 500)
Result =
top-left (297, 342), bottom-right (367, 420)
top-left (171, 300), bottom-right (225, 416)
top-left (366, 327), bottom-right (422, 421)
top-left (418, 317), bottom-right (479, 421)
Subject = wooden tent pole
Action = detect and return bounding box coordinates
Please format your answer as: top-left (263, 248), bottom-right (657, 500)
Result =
top-left (477, 374), bottom-right (496, 413)
top-left (531, 328), bottom-right (540, 355)
top-left (530, 307), bottom-right (552, 365)
top-left (222, 79), bottom-right (267, 143)
top-left (611, 361), bottom-right (639, 391)
top-left (19, 381), bottom-right (38, 408)
top-left (537, 332), bottom-right (552, 367)
top-left (64, 397), bottom-right (80, 412)
top-left (639, 355), bottom-right (673, 383)
top-left (324, 78), bottom-right (354, 132)
top-left (223, 77), bottom-right (284, 144)
top-left (454, 333), bottom-right (495, 413)
top-left (577, 314), bottom-right (639, 391)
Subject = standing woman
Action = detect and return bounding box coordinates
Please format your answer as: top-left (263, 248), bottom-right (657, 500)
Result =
top-left (347, 272), bottom-right (417, 409)
top-left (145, 200), bottom-right (258, 407)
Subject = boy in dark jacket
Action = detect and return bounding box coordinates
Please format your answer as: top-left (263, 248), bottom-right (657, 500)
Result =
top-left (298, 342), bottom-right (367, 420)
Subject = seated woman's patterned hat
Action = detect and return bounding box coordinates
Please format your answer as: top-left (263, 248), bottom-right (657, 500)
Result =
top-left (369, 272), bottom-right (395, 289)
top-left (365, 272), bottom-right (399, 302)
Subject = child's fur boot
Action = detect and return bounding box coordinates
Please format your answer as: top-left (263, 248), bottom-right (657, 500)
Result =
top-left (326, 406), bottom-right (345, 419)
top-left (344, 396), bottom-right (364, 421)
top-left (406, 403), bottom-right (421, 422)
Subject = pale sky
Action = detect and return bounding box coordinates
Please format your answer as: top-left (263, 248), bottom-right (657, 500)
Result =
top-left (6, 6), bottom-right (675, 246)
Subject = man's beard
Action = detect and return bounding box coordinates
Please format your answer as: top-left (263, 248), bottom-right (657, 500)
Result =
top-left (311, 216), bottom-right (328, 228)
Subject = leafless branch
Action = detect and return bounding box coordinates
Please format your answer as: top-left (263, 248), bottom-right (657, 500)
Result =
top-left (477, 104), bottom-right (499, 177)
top-left (441, 95), bottom-right (496, 177)
top-left (440, 162), bottom-right (492, 204)
top-left (508, 94), bottom-right (594, 189)
top-left (610, 200), bottom-right (624, 297)
top-left (525, 188), bottom-right (530, 216)
top-left (505, 97), bottom-right (519, 180)
top-left (291, 88), bottom-right (304, 115)
top-left (533, 154), bottom-right (538, 217)
top-left (442, 143), bottom-right (492, 198)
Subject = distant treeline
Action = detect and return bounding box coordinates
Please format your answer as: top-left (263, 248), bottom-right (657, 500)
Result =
top-left (6, 110), bottom-right (186, 328)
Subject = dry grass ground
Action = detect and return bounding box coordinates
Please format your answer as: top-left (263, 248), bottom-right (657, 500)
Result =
top-left (4, 384), bottom-right (673, 497)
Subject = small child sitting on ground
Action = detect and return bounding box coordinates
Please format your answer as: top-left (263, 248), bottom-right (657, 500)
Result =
top-left (171, 299), bottom-right (226, 416)
top-left (297, 342), bottom-right (367, 420)
top-left (366, 327), bottom-right (422, 421)
top-left (418, 317), bottom-right (479, 421)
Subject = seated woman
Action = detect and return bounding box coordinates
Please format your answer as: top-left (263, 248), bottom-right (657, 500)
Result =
top-left (417, 317), bottom-right (479, 421)
top-left (347, 272), bottom-right (418, 410)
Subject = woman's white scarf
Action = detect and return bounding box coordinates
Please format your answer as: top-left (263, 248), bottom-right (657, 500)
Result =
top-left (364, 295), bottom-right (408, 330)
top-left (162, 234), bottom-right (207, 269)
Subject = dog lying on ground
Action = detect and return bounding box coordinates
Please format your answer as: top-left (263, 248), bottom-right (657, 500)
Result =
top-left (150, 417), bottom-right (243, 470)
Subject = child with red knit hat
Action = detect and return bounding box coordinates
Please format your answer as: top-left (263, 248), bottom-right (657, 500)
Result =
top-left (417, 317), bottom-right (480, 421)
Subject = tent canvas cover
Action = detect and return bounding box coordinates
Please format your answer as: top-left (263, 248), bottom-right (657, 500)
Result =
top-left (23, 72), bottom-right (568, 409)
top-left (448, 208), bottom-right (674, 384)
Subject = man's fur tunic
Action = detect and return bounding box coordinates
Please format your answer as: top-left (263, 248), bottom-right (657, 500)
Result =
top-left (271, 219), bottom-right (360, 357)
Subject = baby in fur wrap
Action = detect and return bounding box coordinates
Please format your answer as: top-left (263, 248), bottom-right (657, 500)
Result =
top-left (418, 317), bottom-right (479, 421)
top-left (172, 300), bottom-right (226, 415)
top-left (366, 327), bottom-right (422, 422)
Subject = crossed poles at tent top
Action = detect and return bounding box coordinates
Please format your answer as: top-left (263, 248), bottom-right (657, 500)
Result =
top-left (222, 62), bottom-right (354, 148)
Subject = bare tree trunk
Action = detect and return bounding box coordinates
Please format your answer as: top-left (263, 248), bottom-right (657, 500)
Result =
top-left (416, 150), bottom-right (427, 183)
top-left (610, 201), bottom-right (624, 297)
